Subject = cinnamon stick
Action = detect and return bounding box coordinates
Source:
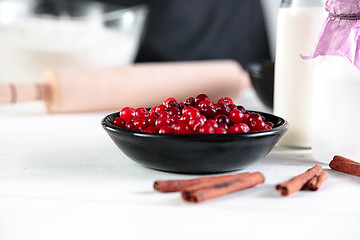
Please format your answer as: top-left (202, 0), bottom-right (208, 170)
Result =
top-left (329, 155), bottom-right (360, 177)
top-left (303, 171), bottom-right (328, 191)
top-left (276, 165), bottom-right (323, 196)
top-left (154, 172), bottom-right (251, 193)
top-left (181, 172), bottom-right (265, 203)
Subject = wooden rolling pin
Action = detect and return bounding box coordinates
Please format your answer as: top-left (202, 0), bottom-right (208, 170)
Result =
top-left (0, 60), bottom-right (250, 113)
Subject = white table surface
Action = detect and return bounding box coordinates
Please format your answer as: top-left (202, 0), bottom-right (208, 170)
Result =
top-left (1, 89), bottom-right (359, 240)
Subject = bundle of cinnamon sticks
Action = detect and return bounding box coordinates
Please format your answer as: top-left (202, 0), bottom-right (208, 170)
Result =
top-left (275, 165), bottom-right (328, 196)
top-left (154, 172), bottom-right (265, 203)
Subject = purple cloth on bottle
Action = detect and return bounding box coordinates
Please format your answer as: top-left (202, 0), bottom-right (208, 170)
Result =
top-left (304, 0), bottom-right (360, 69)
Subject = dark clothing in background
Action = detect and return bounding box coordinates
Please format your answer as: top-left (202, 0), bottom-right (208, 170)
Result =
top-left (103, 0), bottom-right (270, 67)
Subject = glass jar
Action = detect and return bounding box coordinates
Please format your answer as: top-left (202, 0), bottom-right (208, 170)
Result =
top-left (309, 0), bottom-right (360, 162)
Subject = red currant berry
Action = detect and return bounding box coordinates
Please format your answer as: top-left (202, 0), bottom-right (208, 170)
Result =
top-left (198, 100), bottom-right (214, 108)
top-left (228, 104), bottom-right (237, 111)
top-left (216, 115), bottom-right (230, 126)
top-left (247, 113), bottom-right (262, 125)
top-left (125, 120), bottom-right (135, 130)
top-left (134, 107), bottom-right (150, 120)
top-left (155, 116), bottom-right (171, 130)
top-left (264, 124), bottom-right (272, 130)
top-left (180, 114), bottom-right (192, 124)
top-left (188, 116), bottom-right (205, 131)
top-left (172, 123), bottom-right (190, 134)
top-left (158, 111), bottom-right (170, 118)
top-left (195, 93), bottom-right (210, 105)
top-left (215, 103), bottom-right (231, 116)
top-left (228, 123), bottom-right (250, 133)
top-left (182, 106), bottom-right (200, 118)
top-left (227, 126), bottom-right (236, 133)
top-left (266, 122), bottom-right (274, 128)
top-left (147, 115), bottom-right (157, 127)
top-left (150, 111), bottom-right (158, 117)
top-left (143, 126), bottom-right (158, 133)
top-left (216, 97), bottom-right (234, 105)
top-left (237, 105), bottom-right (246, 113)
top-left (169, 114), bottom-right (181, 124)
top-left (249, 118), bottom-right (266, 131)
top-left (199, 115), bottom-right (207, 122)
top-left (113, 117), bottom-right (125, 128)
top-left (167, 107), bottom-right (181, 116)
top-left (229, 109), bottom-right (244, 124)
top-left (133, 118), bottom-right (147, 130)
top-left (197, 125), bottom-right (215, 134)
top-left (163, 97), bottom-right (179, 106)
top-left (166, 100), bottom-right (180, 109)
top-left (149, 106), bottom-right (157, 115)
top-left (218, 123), bottom-right (229, 129)
top-left (214, 114), bottom-right (224, 121)
top-left (214, 127), bottom-right (227, 134)
top-left (159, 125), bottom-right (174, 134)
top-left (238, 123), bottom-right (250, 133)
top-left (184, 97), bottom-right (195, 106)
top-left (120, 107), bottom-right (134, 122)
top-left (242, 114), bottom-right (249, 123)
top-left (205, 119), bottom-right (218, 129)
top-left (200, 104), bottom-right (217, 119)
top-left (155, 104), bottom-right (166, 114)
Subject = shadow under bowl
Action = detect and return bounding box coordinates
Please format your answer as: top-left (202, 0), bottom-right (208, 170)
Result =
top-left (102, 111), bottom-right (288, 174)
top-left (247, 61), bottom-right (274, 109)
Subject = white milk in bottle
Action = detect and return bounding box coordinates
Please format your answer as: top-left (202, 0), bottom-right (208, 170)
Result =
top-left (273, 0), bottom-right (327, 148)
top-left (312, 57), bottom-right (360, 162)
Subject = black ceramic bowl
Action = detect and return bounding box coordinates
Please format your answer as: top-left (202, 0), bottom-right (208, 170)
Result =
top-left (102, 111), bottom-right (288, 174)
top-left (246, 61), bottom-right (274, 109)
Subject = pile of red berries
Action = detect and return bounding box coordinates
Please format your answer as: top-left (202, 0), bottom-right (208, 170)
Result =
top-left (112, 94), bottom-right (274, 134)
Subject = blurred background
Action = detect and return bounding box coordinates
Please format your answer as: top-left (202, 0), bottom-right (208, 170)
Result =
top-left (0, 0), bottom-right (281, 82)
top-left (0, 0), bottom-right (283, 110)
top-left (101, 0), bottom-right (281, 65)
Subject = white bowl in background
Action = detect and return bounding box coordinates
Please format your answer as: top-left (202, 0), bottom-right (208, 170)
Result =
top-left (0, 0), bottom-right (148, 83)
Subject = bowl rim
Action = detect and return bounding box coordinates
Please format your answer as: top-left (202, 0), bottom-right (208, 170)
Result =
top-left (101, 110), bottom-right (288, 139)
top-left (246, 60), bottom-right (274, 78)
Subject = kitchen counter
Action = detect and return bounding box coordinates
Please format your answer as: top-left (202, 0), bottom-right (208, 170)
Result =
top-left (1, 89), bottom-right (359, 240)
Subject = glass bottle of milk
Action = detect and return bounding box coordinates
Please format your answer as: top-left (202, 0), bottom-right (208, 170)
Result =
top-left (307, 0), bottom-right (360, 163)
top-left (273, 0), bottom-right (327, 148)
